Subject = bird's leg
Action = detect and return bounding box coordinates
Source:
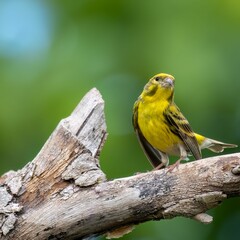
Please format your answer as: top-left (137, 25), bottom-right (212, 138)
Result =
top-left (167, 145), bottom-right (188, 172)
top-left (154, 162), bottom-right (164, 170)
top-left (153, 152), bottom-right (169, 171)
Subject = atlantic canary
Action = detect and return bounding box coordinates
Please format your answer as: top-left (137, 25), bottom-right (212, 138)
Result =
top-left (133, 73), bottom-right (237, 170)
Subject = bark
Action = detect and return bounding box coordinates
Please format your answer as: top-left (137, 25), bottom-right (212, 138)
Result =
top-left (0, 88), bottom-right (239, 240)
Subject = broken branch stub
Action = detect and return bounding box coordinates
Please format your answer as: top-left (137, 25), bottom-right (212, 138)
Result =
top-left (0, 88), bottom-right (107, 238)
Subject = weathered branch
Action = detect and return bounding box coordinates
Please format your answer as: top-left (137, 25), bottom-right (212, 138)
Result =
top-left (0, 88), bottom-right (239, 240)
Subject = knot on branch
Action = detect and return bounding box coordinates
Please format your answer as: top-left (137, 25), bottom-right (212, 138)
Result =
top-left (232, 165), bottom-right (240, 175)
top-left (193, 213), bottom-right (213, 224)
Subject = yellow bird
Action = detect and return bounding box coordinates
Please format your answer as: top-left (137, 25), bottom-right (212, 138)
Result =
top-left (133, 73), bottom-right (237, 170)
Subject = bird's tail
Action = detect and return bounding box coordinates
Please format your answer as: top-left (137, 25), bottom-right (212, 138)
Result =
top-left (200, 137), bottom-right (238, 153)
top-left (205, 139), bottom-right (237, 153)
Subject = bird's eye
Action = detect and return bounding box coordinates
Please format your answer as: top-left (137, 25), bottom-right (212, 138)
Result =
top-left (155, 77), bottom-right (161, 82)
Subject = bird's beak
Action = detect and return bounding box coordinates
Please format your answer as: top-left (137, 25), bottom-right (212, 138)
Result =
top-left (164, 78), bottom-right (174, 87)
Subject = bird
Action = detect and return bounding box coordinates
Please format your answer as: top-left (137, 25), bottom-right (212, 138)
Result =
top-left (133, 73), bottom-right (237, 171)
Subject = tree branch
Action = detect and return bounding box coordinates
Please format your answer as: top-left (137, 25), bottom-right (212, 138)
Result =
top-left (0, 88), bottom-right (239, 240)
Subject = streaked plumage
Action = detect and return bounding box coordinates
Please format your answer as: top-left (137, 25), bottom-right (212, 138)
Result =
top-left (133, 73), bottom-right (237, 170)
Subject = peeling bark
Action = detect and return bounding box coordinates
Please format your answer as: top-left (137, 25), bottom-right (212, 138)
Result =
top-left (0, 88), bottom-right (239, 240)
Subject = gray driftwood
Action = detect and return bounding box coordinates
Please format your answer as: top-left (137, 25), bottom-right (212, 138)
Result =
top-left (0, 88), bottom-right (239, 240)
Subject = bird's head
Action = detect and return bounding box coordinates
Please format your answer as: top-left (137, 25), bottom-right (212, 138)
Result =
top-left (141, 73), bottom-right (175, 102)
top-left (151, 73), bottom-right (175, 89)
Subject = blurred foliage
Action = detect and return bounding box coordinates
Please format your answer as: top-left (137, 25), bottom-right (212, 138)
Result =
top-left (0, 0), bottom-right (239, 239)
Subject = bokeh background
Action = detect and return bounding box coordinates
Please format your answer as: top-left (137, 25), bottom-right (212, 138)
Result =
top-left (0, 0), bottom-right (239, 239)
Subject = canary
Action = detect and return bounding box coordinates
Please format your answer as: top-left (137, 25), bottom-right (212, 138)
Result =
top-left (133, 73), bottom-right (237, 170)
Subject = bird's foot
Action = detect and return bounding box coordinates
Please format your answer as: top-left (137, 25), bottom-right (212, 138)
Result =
top-left (167, 159), bottom-right (182, 172)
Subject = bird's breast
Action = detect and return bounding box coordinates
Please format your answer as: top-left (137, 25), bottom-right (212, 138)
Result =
top-left (137, 100), bottom-right (182, 155)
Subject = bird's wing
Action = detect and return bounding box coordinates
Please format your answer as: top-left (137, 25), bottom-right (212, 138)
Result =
top-left (133, 100), bottom-right (165, 168)
top-left (165, 104), bottom-right (202, 160)
top-left (135, 127), bottom-right (165, 167)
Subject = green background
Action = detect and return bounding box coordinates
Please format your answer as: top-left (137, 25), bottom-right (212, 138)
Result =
top-left (0, 0), bottom-right (239, 239)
